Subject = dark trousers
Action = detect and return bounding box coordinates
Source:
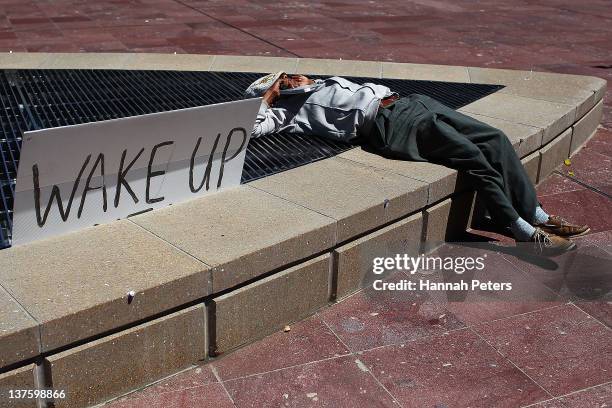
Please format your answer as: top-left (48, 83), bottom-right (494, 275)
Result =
top-left (365, 94), bottom-right (538, 226)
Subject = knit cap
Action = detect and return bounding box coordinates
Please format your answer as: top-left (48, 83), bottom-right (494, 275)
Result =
top-left (244, 71), bottom-right (284, 98)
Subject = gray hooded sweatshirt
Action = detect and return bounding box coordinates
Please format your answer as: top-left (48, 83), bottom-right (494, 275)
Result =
top-left (251, 76), bottom-right (395, 142)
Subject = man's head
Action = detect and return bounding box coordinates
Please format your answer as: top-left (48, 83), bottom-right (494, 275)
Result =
top-left (244, 72), bottom-right (314, 98)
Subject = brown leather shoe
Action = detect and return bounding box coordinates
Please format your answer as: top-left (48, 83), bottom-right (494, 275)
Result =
top-left (527, 228), bottom-right (576, 256)
top-left (536, 215), bottom-right (590, 238)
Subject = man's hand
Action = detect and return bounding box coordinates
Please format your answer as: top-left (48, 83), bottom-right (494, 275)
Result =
top-left (262, 78), bottom-right (281, 106)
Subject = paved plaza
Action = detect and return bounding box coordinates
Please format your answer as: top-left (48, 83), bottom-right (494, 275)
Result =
top-left (0, 0), bottom-right (610, 407)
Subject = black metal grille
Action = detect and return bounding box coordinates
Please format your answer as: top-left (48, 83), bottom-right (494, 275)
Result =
top-left (0, 69), bottom-right (503, 249)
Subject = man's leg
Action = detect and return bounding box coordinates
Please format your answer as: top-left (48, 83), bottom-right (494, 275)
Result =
top-left (415, 111), bottom-right (527, 228)
top-left (421, 99), bottom-right (539, 224)
top-left (368, 95), bottom-right (576, 251)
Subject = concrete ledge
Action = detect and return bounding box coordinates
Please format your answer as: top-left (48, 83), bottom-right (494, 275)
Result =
top-left (334, 213), bottom-right (423, 300)
top-left (296, 58), bottom-right (382, 77)
top-left (210, 55), bottom-right (298, 73)
top-left (458, 92), bottom-right (576, 145)
top-left (250, 157), bottom-right (428, 243)
top-left (539, 128), bottom-right (573, 181)
top-left (382, 62), bottom-right (469, 82)
top-left (38, 53), bottom-right (134, 70)
top-left (0, 220), bottom-right (210, 353)
top-left (468, 66), bottom-right (605, 120)
top-left (339, 148), bottom-right (462, 205)
top-left (458, 112), bottom-right (543, 158)
top-left (46, 305), bottom-right (206, 408)
top-left (521, 151), bottom-right (542, 185)
top-left (130, 186), bottom-right (336, 293)
top-left (121, 53), bottom-right (216, 71)
top-left (424, 193), bottom-right (475, 244)
top-left (0, 288), bottom-right (39, 368)
top-left (212, 254), bottom-right (330, 355)
top-left (0, 364), bottom-right (36, 408)
top-left (571, 99), bottom-right (604, 155)
top-left (0, 54), bottom-right (606, 405)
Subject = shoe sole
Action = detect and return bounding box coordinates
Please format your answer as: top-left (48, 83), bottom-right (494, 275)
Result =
top-left (567, 227), bottom-right (591, 238)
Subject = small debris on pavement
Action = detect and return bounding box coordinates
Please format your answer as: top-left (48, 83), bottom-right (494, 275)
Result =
top-left (283, 325), bottom-right (291, 332)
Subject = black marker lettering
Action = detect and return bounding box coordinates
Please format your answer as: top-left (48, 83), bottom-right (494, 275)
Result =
top-left (115, 147), bottom-right (144, 208)
top-left (146, 141), bottom-right (174, 204)
top-left (189, 133), bottom-right (222, 193)
top-left (33, 154), bottom-right (91, 227)
top-left (218, 127), bottom-right (247, 188)
top-left (78, 153), bottom-right (107, 218)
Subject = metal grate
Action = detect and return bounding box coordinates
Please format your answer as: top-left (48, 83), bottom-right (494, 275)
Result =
top-left (0, 69), bottom-right (503, 249)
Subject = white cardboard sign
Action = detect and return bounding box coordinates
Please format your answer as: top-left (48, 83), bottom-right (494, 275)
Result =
top-left (12, 98), bottom-right (261, 246)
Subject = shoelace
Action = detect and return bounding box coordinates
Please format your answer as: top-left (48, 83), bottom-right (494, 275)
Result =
top-left (533, 229), bottom-right (553, 251)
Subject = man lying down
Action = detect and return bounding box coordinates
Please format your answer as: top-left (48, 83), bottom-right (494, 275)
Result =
top-left (244, 72), bottom-right (589, 255)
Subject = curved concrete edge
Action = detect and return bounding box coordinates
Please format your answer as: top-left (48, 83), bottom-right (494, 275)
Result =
top-left (0, 53), bottom-right (606, 407)
top-left (1, 52), bottom-right (605, 158)
top-left (0, 52), bottom-right (605, 106)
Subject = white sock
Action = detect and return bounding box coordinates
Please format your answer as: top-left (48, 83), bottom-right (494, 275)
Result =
top-left (509, 217), bottom-right (536, 241)
top-left (533, 206), bottom-right (550, 225)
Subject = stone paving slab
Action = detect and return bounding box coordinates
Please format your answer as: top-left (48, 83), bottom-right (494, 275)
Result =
top-left (131, 186), bottom-right (336, 293)
top-left (0, 52), bottom-right (54, 68)
top-left (250, 157), bottom-right (428, 243)
top-left (539, 128), bottom-right (573, 182)
top-left (423, 194), bottom-right (475, 243)
top-left (0, 286), bottom-right (38, 369)
top-left (0, 220), bottom-right (210, 352)
top-left (209, 55), bottom-right (298, 73)
top-left (0, 364), bottom-right (36, 408)
top-left (458, 92), bottom-right (576, 145)
top-left (47, 304), bottom-right (206, 408)
top-left (339, 148), bottom-right (460, 205)
top-left (458, 112), bottom-right (543, 158)
top-left (120, 53), bottom-right (213, 71)
top-left (382, 62), bottom-right (469, 82)
top-left (212, 254), bottom-right (330, 355)
top-left (295, 58), bottom-right (382, 77)
top-left (334, 213), bottom-right (423, 299)
top-left (521, 150), bottom-right (542, 185)
top-left (572, 99), bottom-right (604, 155)
top-left (468, 67), bottom-right (605, 120)
top-left (39, 52), bottom-right (133, 70)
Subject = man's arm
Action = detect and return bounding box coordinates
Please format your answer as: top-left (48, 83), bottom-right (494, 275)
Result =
top-left (251, 78), bottom-right (291, 138)
top-left (251, 101), bottom-right (291, 138)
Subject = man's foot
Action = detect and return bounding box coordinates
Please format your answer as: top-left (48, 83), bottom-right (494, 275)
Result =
top-left (527, 228), bottom-right (576, 255)
top-left (536, 215), bottom-right (590, 238)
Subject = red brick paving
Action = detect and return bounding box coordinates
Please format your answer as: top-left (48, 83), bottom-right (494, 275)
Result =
top-left (360, 329), bottom-right (549, 408)
top-left (536, 173), bottom-right (586, 197)
top-left (223, 356), bottom-right (400, 407)
top-left (211, 317), bottom-right (350, 381)
top-left (538, 188), bottom-right (612, 234)
top-left (0, 0), bottom-right (611, 127)
top-left (4, 1), bottom-right (609, 406)
top-left (473, 304), bottom-right (612, 396)
top-left (318, 272), bottom-right (465, 352)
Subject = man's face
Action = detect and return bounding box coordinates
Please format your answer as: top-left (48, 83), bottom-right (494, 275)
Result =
top-left (279, 74), bottom-right (314, 90)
